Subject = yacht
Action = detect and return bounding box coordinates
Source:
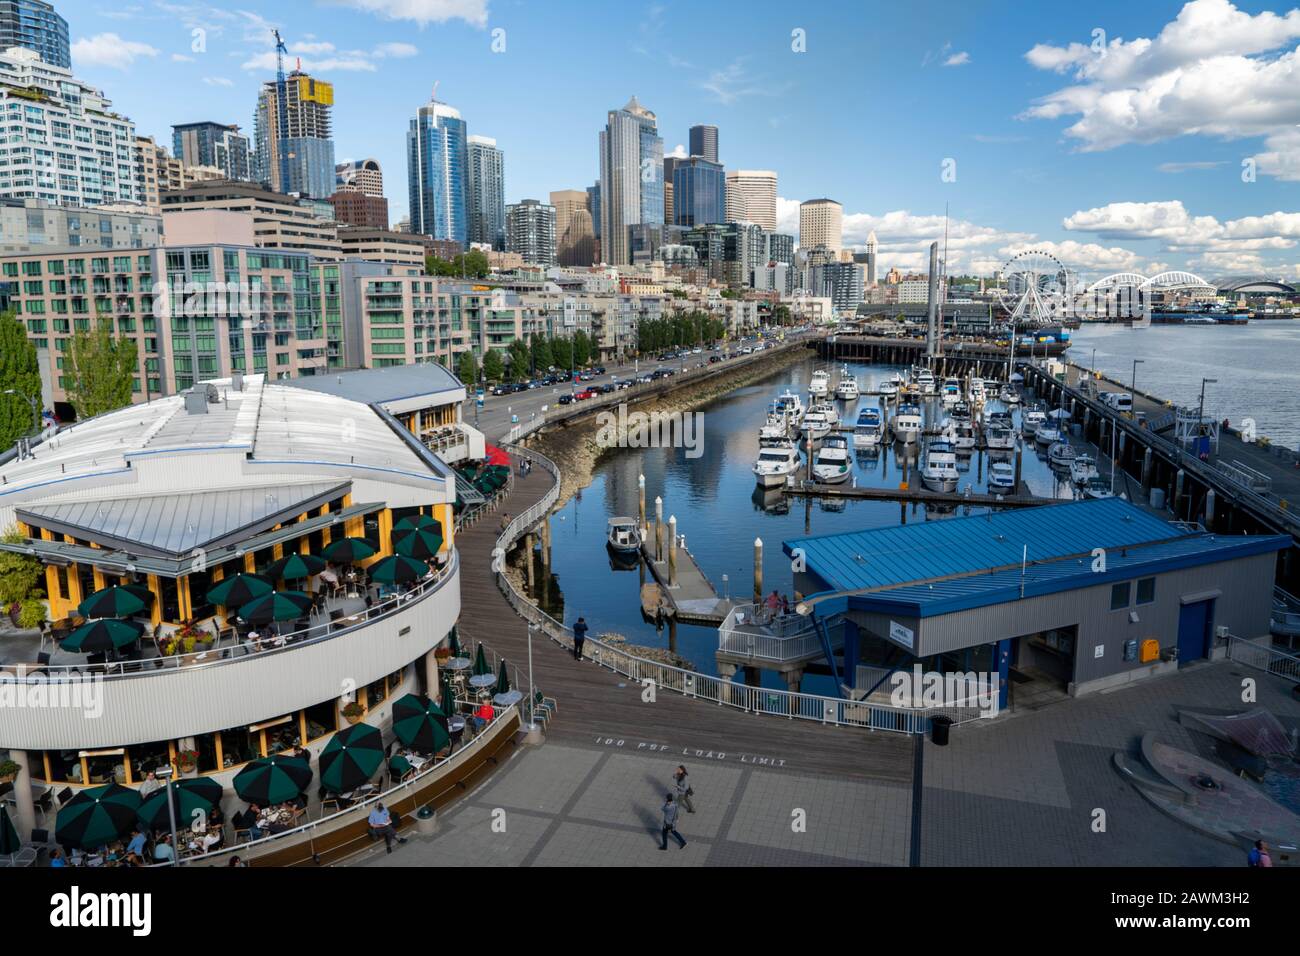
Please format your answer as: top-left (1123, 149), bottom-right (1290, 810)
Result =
top-left (775, 389), bottom-right (805, 425)
top-left (853, 407), bottom-right (884, 448)
top-left (914, 367), bottom-right (937, 395)
top-left (968, 378), bottom-right (987, 404)
top-left (893, 403), bottom-right (924, 445)
top-left (1022, 408), bottom-right (1047, 437)
top-left (758, 410), bottom-right (789, 447)
top-left (1048, 441), bottom-right (1078, 471)
top-left (999, 384), bottom-right (1020, 405)
top-left (808, 369), bottom-right (831, 399)
top-left (798, 407), bottom-right (832, 442)
top-left (1081, 476), bottom-right (1116, 499)
top-left (752, 442), bottom-right (801, 488)
top-left (877, 378), bottom-right (898, 399)
top-left (950, 401), bottom-right (972, 422)
top-left (940, 418), bottom-right (977, 451)
top-left (814, 400), bottom-right (840, 428)
top-left (941, 378), bottom-right (962, 406)
top-left (988, 460), bottom-right (1016, 494)
top-left (1070, 454), bottom-right (1100, 485)
top-left (606, 517), bottom-right (641, 557)
top-left (1035, 421), bottom-right (1063, 447)
top-left (812, 434), bottom-right (852, 484)
top-left (920, 441), bottom-right (959, 492)
top-left (835, 367), bottom-right (859, 401)
top-left (985, 423), bottom-right (1016, 451)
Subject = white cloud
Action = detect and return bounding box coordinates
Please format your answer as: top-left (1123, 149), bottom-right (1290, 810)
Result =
top-left (203, 76), bottom-right (234, 87)
top-left (1156, 160), bottom-right (1225, 173)
top-left (699, 58), bottom-right (781, 105)
top-left (329, 0), bottom-right (489, 28)
top-left (943, 51), bottom-right (970, 66)
top-left (171, 53), bottom-right (195, 63)
top-left (292, 41), bottom-right (338, 55)
top-left (71, 33), bottom-right (160, 69)
top-left (1022, 0), bottom-right (1300, 179)
top-left (374, 42), bottom-right (418, 57)
top-left (241, 50), bottom-right (378, 72)
top-left (1063, 199), bottom-right (1300, 253)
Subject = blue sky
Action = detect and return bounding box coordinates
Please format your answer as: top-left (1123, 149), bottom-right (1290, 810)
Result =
top-left (57, 0), bottom-right (1300, 279)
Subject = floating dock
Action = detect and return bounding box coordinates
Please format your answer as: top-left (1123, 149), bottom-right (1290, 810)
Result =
top-left (783, 480), bottom-right (1048, 508)
top-left (639, 535), bottom-right (734, 626)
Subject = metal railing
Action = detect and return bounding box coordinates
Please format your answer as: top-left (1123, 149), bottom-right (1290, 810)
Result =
top-left (1226, 634), bottom-right (1300, 684)
top-left (1272, 587), bottom-right (1300, 638)
top-left (718, 603), bottom-right (829, 663)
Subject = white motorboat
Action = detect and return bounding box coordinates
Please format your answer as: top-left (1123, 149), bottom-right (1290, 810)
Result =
top-left (835, 366), bottom-right (859, 400)
top-left (988, 460), bottom-right (1016, 494)
top-left (813, 400), bottom-right (840, 427)
top-left (950, 401), bottom-right (972, 422)
top-left (985, 423), bottom-right (1016, 450)
top-left (775, 389), bottom-right (804, 424)
top-left (914, 367), bottom-right (937, 394)
top-left (758, 410), bottom-right (789, 447)
top-left (798, 407), bottom-right (832, 442)
top-left (999, 384), bottom-right (1020, 405)
top-left (940, 378), bottom-right (962, 406)
top-left (968, 377), bottom-right (987, 404)
top-left (1081, 476), bottom-right (1116, 499)
top-left (1047, 441), bottom-right (1078, 471)
top-left (812, 434), bottom-right (852, 484)
top-left (1022, 408), bottom-right (1046, 437)
top-left (1035, 422), bottom-right (1063, 447)
top-left (1070, 454), bottom-right (1100, 485)
top-left (808, 369), bottom-right (831, 398)
top-left (893, 403), bottom-right (924, 445)
top-left (752, 443), bottom-right (801, 488)
top-left (606, 517), bottom-right (641, 556)
top-left (920, 441), bottom-right (959, 492)
top-left (940, 418), bottom-right (977, 450)
top-left (853, 407), bottom-right (884, 448)
top-left (877, 378), bottom-right (898, 399)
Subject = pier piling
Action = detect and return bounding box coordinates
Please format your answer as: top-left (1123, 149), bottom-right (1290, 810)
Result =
top-left (655, 496), bottom-right (664, 561)
top-left (668, 515), bottom-right (678, 588)
top-left (753, 537), bottom-right (763, 605)
top-left (638, 473), bottom-right (646, 538)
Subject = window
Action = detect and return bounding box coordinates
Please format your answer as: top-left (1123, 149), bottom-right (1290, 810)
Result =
top-left (1110, 582), bottom-right (1131, 611)
top-left (1136, 577), bottom-right (1156, 605)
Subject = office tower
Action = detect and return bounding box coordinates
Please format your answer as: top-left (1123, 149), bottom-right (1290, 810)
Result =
top-left (328, 189), bottom-right (388, 229)
top-left (551, 189), bottom-right (595, 266)
top-left (672, 156), bottom-right (725, 227)
top-left (466, 135), bottom-right (505, 249)
top-left (688, 124), bottom-right (718, 163)
top-left (598, 95), bottom-right (663, 265)
top-left (724, 170), bottom-right (777, 230)
top-left (799, 198), bottom-right (843, 255)
top-left (0, 0), bottom-right (67, 68)
top-left (0, 48), bottom-right (136, 206)
top-left (254, 69), bottom-right (335, 198)
top-left (407, 96), bottom-right (467, 243)
top-left (813, 260), bottom-right (864, 310)
top-left (172, 122), bottom-right (251, 182)
top-left (766, 231), bottom-right (795, 265)
top-left (335, 158), bottom-right (383, 197)
top-left (506, 198), bottom-right (556, 266)
top-left (662, 155), bottom-right (679, 224)
top-left (855, 230), bottom-right (878, 286)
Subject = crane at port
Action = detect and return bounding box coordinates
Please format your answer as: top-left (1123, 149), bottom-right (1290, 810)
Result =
top-left (272, 29), bottom-right (290, 194)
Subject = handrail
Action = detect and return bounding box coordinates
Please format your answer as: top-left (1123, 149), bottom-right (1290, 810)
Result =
top-left (6, 551), bottom-right (459, 682)
top-left (1225, 634), bottom-right (1300, 684)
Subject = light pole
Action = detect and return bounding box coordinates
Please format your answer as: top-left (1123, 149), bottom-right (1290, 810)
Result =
top-left (1198, 377), bottom-right (1217, 433)
top-left (1090, 348), bottom-right (1096, 375)
top-left (526, 622), bottom-right (538, 731)
top-left (155, 764), bottom-right (181, 867)
top-left (1130, 359), bottom-right (1144, 394)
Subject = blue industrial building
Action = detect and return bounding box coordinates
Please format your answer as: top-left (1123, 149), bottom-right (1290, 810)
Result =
top-left (784, 497), bottom-right (1287, 707)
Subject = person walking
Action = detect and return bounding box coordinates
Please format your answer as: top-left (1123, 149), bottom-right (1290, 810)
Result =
top-left (674, 765), bottom-right (694, 813)
top-left (660, 793), bottom-right (686, 850)
top-left (573, 616), bottom-right (588, 660)
top-left (1247, 839), bottom-right (1273, 867)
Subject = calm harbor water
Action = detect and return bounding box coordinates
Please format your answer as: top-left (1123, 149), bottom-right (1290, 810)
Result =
top-left (1068, 321), bottom-right (1300, 448)
top-left (537, 354), bottom-right (1080, 694)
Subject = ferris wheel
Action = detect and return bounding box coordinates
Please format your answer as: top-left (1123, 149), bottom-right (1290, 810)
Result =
top-left (996, 249), bottom-right (1069, 327)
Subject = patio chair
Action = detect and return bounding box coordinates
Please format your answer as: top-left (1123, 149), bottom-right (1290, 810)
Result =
top-left (230, 811), bottom-right (254, 844)
top-left (55, 787), bottom-right (73, 808)
top-left (319, 795), bottom-right (342, 818)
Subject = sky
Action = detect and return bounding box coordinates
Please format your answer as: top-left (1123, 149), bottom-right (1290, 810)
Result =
top-left (51, 0), bottom-right (1300, 280)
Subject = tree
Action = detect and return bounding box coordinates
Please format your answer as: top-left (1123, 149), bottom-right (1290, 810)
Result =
top-left (482, 349), bottom-right (504, 383)
top-left (0, 525), bottom-right (44, 609)
top-left (456, 350), bottom-right (478, 387)
top-left (65, 320), bottom-right (136, 420)
top-left (0, 310), bottom-right (40, 451)
top-left (530, 335), bottom-right (552, 372)
top-left (573, 329), bottom-right (591, 367)
top-left (774, 304), bottom-right (792, 326)
top-left (550, 336), bottom-right (572, 372)
top-left (424, 249), bottom-right (491, 279)
top-left (507, 340), bottom-right (531, 381)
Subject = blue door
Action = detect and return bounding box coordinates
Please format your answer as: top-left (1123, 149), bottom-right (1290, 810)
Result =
top-left (1177, 600), bottom-right (1214, 666)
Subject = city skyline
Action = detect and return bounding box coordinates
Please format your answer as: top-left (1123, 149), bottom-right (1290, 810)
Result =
top-left (32, 0), bottom-right (1300, 278)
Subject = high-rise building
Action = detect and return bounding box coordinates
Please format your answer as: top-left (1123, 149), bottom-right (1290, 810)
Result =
top-left (254, 70), bottom-right (336, 199)
top-left (688, 124), bottom-right (718, 163)
top-left (724, 170), bottom-right (777, 231)
top-left (855, 230), bottom-right (878, 286)
top-left (506, 199), bottom-right (556, 266)
top-left (0, 0), bottom-right (67, 68)
top-left (328, 189), bottom-right (389, 229)
top-left (672, 156), bottom-right (725, 227)
top-left (407, 96), bottom-right (467, 244)
top-left (0, 48), bottom-right (136, 207)
top-left (813, 260), bottom-right (863, 310)
top-left (466, 135), bottom-right (505, 250)
top-left (551, 189), bottom-right (595, 267)
top-left (662, 155), bottom-right (679, 225)
top-left (172, 122), bottom-right (251, 182)
top-left (587, 182), bottom-right (601, 238)
top-left (799, 198), bottom-right (843, 255)
top-left (598, 96), bottom-right (663, 265)
top-left (334, 158), bottom-right (383, 197)
top-left (135, 136), bottom-right (222, 212)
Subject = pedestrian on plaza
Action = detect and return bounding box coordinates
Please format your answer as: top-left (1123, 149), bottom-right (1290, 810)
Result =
top-left (674, 765), bottom-right (695, 813)
top-left (368, 802), bottom-right (407, 854)
top-left (660, 793), bottom-right (686, 850)
top-left (500, 512), bottom-right (511, 533)
top-left (573, 616), bottom-right (588, 660)
top-left (1247, 840), bottom-right (1273, 867)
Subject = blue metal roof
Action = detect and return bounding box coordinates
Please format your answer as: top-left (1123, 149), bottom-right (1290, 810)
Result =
top-left (784, 497), bottom-right (1288, 618)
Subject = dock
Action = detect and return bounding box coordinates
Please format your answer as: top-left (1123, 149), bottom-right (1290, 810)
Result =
top-left (783, 480), bottom-right (1047, 508)
top-left (639, 535), bottom-right (734, 626)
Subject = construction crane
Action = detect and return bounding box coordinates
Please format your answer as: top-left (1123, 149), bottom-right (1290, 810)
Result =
top-left (272, 29), bottom-right (290, 194)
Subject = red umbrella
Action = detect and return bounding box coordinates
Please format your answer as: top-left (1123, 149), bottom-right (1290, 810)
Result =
top-left (484, 445), bottom-right (510, 467)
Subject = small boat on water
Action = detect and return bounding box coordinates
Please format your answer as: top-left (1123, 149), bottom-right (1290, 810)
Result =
top-left (812, 434), bottom-right (852, 484)
top-left (835, 366), bottom-right (859, 401)
top-left (853, 407), bottom-right (884, 448)
top-left (775, 389), bottom-right (804, 422)
top-left (1022, 407), bottom-right (1046, 437)
top-left (968, 377), bottom-right (987, 404)
top-left (999, 384), bottom-right (1020, 405)
top-left (752, 443), bottom-right (801, 488)
top-left (988, 460), bottom-right (1016, 494)
top-left (877, 378), bottom-right (898, 399)
top-left (915, 367), bottom-right (937, 394)
top-left (808, 369), bottom-right (831, 398)
top-left (759, 410), bottom-right (789, 447)
top-left (893, 403), bottom-right (923, 445)
top-left (941, 378), bottom-right (962, 406)
top-left (1081, 476), bottom-right (1116, 499)
top-left (985, 423), bottom-right (1016, 450)
top-left (1048, 441), bottom-right (1078, 471)
top-left (1070, 454), bottom-right (1100, 485)
top-left (921, 441), bottom-right (959, 492)
top-left (606, 517), bottom-right (641, 556)
top-left (798, 407), bottom-right (832, 442)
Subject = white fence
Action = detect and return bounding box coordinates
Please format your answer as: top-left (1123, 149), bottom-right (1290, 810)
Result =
top-left (718, 603), bottom-right (828, 663)
top-left (1227, 635), bottom-right (1300, 684)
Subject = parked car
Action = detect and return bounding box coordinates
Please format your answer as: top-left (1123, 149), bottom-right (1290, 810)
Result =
top-left (708, 355), bottom-right (722, 364)
top-left (557, 394), bottom-right (574, 405)
top-left (575, 389), bottom-right (596, 400)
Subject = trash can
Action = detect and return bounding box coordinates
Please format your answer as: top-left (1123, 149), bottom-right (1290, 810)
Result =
top-left (415, 805), bottom-right (437, 836)
top-left (930, 715), bottom-right (953, 746)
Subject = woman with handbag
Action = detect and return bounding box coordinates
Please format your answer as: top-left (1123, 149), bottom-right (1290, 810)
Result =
top-left (674, 766), bottom-right (695, 814)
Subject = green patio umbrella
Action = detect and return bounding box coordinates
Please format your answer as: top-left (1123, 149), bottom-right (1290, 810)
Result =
top-left (137, 777), bottom-right (223, 832)
top-left (391, 694), bottom-right (450, 754)
top-left (237, 590), bottom-right (312, 625)
top-left (232, 756), bottom-right (312, 805)
top-left (321, 537), bottom-right (377, 563)
top-left (368, 555), bottom-right (428, 585)
top-left (263, 553), bottom-right (327, 581)
top-left (0, 805), bottom-right (20, 858)
top-left (206, 573), bottom-right (273, 608)
top-left (495, 659), bottom-right (511, 695)
top-left (60, 618), bottom-right (144, 654)
top-left (318, 722), bottom-right (384, 793)
top-left (447, 625), bottom-right (462, 657)
top-left (393, 514), bottom-right (439, 537)
top-left (55, 783), bottom-right (141, 850)
top-left (77, 585), bottom-right (151, 619)
top-left (472, 642), bottom-right (491, 677)
top-left (394, 527), bottom-right (443, 560)
top-left (439, 671), bottom-right (456, 710)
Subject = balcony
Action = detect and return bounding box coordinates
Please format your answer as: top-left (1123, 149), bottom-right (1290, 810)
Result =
top-left (717, 603), bottom-right (840, 664)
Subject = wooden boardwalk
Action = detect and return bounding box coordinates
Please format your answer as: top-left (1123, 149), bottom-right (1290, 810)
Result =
top-left (452, 459), bottom-right (914, 783)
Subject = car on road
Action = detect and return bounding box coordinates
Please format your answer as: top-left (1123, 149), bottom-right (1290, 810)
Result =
top-left (592, 366), bottom-right (606, 375)
top-left (574, 389), bottom-right (596, 400)
top-left (708, 355), bottom-right (722, 364)
top-left (557, 394), bottom-right (574, 405)
top-left (490, 384), bottom-right (510, 396)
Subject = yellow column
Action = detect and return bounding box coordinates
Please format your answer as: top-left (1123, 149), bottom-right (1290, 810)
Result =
top-left (244, 552), bottom-right (256, 573)
top-left (320, 503), bottom-right (332, 547)
top-left (297, 513), bottom-right (310, 554)
top-left (40, 528), bottom-right (65, 620)
top-left (178, 577), bottom-right (191, 621)
top-left (147, 575), bottom-right (162, 626)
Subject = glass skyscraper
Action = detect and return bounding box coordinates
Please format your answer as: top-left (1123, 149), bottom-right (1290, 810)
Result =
top-left (598, 96), bottom-right (663, 265)
top-left (0, 0), bottom-right (68, 69)
top-left (407, 98), bottom-right (467, 244)
top-left (672, 157), bottom-right (725, 227)
top-left (172, 121), bottom-right (251, 182)
top-left (466, 135), bottom-right (505, 250)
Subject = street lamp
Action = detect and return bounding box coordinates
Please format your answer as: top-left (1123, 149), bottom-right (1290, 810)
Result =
top-left (155, 764), bottom-right (181, 867)
top-left (526, 622), bottom-right (538, 732)
top-left (1130, 359), bottom-right (1144, 393)
top-left (1198, 377), bottom-right (1217, 431)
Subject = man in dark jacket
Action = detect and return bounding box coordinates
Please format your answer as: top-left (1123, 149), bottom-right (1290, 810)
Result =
top-left (573, 617), bottom-right (588, 660)
top-left (660, 793), bottom-right (686, 850)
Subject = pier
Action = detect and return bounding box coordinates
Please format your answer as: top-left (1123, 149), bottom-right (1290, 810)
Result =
top-left (783, 479), bottom-right (1047, 509)
top-left (817, 334), bottom-right (1068, 371)
top-left (638, 486), bottom-right (734, 626)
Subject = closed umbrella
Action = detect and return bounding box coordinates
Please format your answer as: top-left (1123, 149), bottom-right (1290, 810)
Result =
top-left (0, 805), bottom-right (20, 859)
top-left (77, 585), bottom-right (150, 619)
top-left (368, 555), bottom-right (428, 585)
top-left (206, 573), bottom-right (272, 608)
top-left (472, 642), bottom-right (490, 677)
top-left (263, 553), bottom-right (327, 581)
top-left (495, 659), bottom-right (511, 695)
top-left (447, 625), bottom-right (462, 657)
top-left (137, 777), bottom-right (223, 832)
top-left (60, 618), bottom-right (144, 654)
top-left (232, 756), bottom-right (312, 805)
top-left (237, 590), bottom-right (312, 625)
top-left (394, 528), bottom-right (443, 560)
top-left (318, 723), bottom-right (384, 793)
top-left (391, 694), bottom-right (450, 753)
top-left (55, 783), bottom-right (141, 850)
top-left (321, 537), bottom-right (377, 563)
